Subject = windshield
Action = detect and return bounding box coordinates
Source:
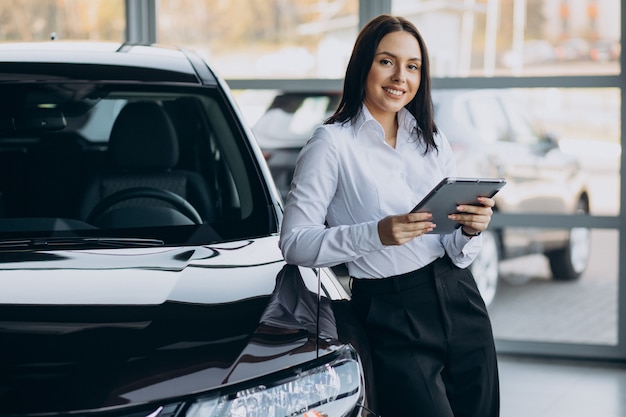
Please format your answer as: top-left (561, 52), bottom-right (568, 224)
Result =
top-left (0, 83), bottom-right (277, 248)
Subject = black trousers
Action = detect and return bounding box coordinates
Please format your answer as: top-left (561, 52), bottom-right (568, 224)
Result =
top-left (350, 256), bottom-right (500, 417)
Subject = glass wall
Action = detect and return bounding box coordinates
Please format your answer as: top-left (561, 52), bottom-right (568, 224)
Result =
top-left (0, 0), bottom-right (125, 41)
top-left (483, 88), bottom-right (620, 347)
top-left (157, 0), bottom-right (621, 80)
top-left (157, 0), bottom-right (359, 79)
top-left (392, 0), bottom-right (620, 77)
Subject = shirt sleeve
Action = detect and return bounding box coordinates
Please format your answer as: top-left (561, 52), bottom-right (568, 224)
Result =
top-left (442, 228), bottom-right (484, 268)
top-left (279, 127), bottom-right (385, 268)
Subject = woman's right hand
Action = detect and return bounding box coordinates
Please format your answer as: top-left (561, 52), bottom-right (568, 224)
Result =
top-left (378, 212), bottom-right (435, 245)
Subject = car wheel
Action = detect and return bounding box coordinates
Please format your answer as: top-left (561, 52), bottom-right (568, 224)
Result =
top-left (470, 230), bottom-right (500, 306)
top-left (546, 197), bottom-right (591, 281)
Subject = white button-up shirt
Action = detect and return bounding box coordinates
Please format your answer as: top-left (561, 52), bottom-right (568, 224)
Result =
top-left (279, 105), bottom-right (482, 279)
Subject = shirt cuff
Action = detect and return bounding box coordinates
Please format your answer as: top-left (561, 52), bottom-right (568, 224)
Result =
top-left (351, 220), bottom-right (385, 254)
top-left (455, 227), bottom-right (482, 248)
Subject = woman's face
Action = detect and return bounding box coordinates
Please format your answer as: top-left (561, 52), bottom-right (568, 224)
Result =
top-left (363, 30), bottom-right (422, 122)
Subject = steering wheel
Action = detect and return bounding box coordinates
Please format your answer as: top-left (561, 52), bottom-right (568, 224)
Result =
top-left (87, 187), bottom-right (203, 225)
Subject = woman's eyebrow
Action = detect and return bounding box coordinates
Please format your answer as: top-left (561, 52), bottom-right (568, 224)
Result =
top-left (375, 50), bottom-right (422, 61)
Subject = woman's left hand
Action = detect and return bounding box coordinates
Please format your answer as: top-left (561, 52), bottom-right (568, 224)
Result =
top-left (448, 196), bottom-right (495, 235)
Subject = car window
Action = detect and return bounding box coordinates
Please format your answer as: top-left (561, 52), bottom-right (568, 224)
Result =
top-left (500, 96), bottom-right (543, 146)
top-left (465, 95), bottom-right (509, 144)
top-left (253, 93), bottom-right (339, 147)
top-left (0, 83), bottom-right (276, 246)
top-left (78, 99), bottom-right (126, 142)
top-left (290, 96), bottom-right (331, 135)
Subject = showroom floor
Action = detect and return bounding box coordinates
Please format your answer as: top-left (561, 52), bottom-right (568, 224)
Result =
top-left (498, 354), bottom-right (626, 417)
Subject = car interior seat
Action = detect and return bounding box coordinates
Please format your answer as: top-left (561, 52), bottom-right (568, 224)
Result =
top-left (78, 101), bottom-right (215, 228)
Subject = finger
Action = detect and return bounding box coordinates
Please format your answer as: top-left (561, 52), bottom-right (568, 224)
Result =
top-left (396, 222), bottom-right (435, 238)
top-left (460, 217), bottom-right (490, 231)
top-left (475, 196), bottom-right (495, 207)
top-left (450, 213), bottom-right (491, 230)
top-left (456, 205), bottom-right (493, 216)
top-left (450, 212), bottom-right (489, 223)
top-left (406, 212), bottom-right (433, 222)
top-left (380, 222), bottom-right (435, 245)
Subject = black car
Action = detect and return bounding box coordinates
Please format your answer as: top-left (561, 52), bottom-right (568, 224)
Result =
top-left (0, 42), bottom-right (375, 417)
top-left (253, 89), bottom-right (591, 306)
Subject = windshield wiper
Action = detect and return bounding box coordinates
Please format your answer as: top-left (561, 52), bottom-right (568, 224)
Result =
top-left (0, 237), bottom-right (165, 249)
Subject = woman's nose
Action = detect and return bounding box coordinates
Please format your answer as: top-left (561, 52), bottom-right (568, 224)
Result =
top-left (392, 68), bottom-right (406, 82)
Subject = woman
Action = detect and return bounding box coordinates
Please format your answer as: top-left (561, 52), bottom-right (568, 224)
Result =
top-left (279, 14), bottom-right (500, 417)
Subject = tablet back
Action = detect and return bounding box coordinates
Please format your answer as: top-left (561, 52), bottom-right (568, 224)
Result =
top-left (411, 177), bottom-right (506, 234)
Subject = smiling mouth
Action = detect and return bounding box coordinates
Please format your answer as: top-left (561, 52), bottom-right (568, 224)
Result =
top-left (383, 87), bottom-right (404, 96)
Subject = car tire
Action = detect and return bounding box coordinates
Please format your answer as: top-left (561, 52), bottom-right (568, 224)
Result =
top-left (546, 197), bottom-right (591, 281)
top-left (470, 230), bottom-right (500, 306)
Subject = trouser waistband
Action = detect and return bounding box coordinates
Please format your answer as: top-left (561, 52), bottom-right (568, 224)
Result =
top-left (350, 257), bottom-right (440, 295)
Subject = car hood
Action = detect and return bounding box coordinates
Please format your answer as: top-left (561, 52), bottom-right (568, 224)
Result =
top-left (0, 236), bottom-right (337, 415)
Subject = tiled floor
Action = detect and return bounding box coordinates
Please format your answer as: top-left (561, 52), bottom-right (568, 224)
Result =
top-left (498, 354), bottom-right (626, 417)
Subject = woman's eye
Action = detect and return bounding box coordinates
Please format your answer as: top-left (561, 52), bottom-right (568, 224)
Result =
top-left (380, 58), bottom-right (393, 65)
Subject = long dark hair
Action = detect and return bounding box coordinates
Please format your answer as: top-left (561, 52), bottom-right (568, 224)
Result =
top-left (326, 14), bottom-right (438, 153)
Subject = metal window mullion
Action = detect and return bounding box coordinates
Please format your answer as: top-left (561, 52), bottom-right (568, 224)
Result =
top-left (617, 0), bottom-right (626, 358)
top-left (125, 0), bottom-right (157, 44)
top-left (359, 0), bottom-right (391, 29)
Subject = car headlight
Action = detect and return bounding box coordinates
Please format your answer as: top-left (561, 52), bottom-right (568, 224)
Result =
top-left (184, 345), bottom-right (364, 417)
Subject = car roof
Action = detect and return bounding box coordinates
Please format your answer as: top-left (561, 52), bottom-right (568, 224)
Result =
top-left (0, 41), bottom-right (218, 85)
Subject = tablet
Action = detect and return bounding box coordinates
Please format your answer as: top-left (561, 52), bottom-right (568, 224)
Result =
top-left (411, 177), bottom-right (506, 234)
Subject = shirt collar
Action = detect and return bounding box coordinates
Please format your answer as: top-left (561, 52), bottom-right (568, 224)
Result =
top-left (352, 104), bottom-right (417, 141)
